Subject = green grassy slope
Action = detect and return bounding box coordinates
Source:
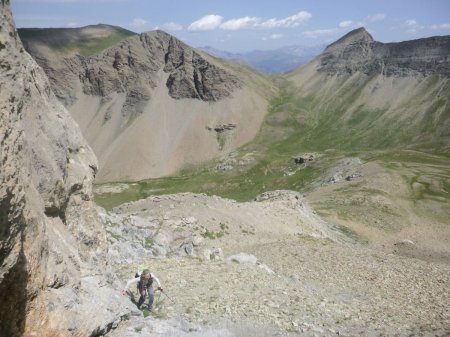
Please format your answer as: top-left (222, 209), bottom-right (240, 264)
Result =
top-left (285, 71), bottom-right (450, 153)
top-left (95, 74), bottom-right (450, 212)
top-left (18, 24), bottom-right (136, 56)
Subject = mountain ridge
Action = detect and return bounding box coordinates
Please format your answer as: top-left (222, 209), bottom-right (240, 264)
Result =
top-left (19, 27), bottom-right (274, 182)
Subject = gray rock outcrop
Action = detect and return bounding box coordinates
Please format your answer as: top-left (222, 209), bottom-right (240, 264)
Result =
top-left (98, 206), bottom-right (206, 264)
top-left (319, 27), bottom-right (450, 77)
top-left (23, 30), bottom-right (243, 110)
top-left (321, 157), bottom-right (363, 186)
top-left (0, 2), bottom-right (130, 336)
top-left (107, 316), bottom-right (235, 337)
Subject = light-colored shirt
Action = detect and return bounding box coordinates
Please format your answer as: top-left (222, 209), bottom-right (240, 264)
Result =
top-left (124, 273), bottom-right (161, 291)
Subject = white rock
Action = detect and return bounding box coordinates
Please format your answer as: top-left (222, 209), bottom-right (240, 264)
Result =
top-left (395, 239), bottom-right (415, 246)
top-left (227, 253), bottom-right (258, 265)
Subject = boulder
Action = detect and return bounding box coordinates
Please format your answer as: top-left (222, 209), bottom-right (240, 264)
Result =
top-left (293, 153), bottom-right (317, 165)
top-left (227, 253), bottom-right (258, 265)
top-left (203, 248), bottom-right (224, 261)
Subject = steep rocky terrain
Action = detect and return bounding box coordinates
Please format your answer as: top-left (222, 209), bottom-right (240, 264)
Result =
top-left (0, 2), bottom-right (131, 336)
top-left (20, 28), bottom-right (273, 182)
top-left (99, 192), bottom-right (449, 337)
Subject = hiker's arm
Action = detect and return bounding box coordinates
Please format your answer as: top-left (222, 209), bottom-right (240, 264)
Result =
top-left (124, 277), bottom-right (140, 291)
top-left (151, 273), bottom-right (162, 288)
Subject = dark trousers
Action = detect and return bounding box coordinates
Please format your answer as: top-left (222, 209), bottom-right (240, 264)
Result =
top-left (137, 286), bottom-right (154, 309)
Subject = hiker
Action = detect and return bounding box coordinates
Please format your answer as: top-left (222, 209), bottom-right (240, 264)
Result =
top-left (122, 269), bottom-right (163, 310)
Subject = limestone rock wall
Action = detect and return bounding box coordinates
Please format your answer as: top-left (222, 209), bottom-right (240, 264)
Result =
top-left (0, 1), bottom-right (129, 336)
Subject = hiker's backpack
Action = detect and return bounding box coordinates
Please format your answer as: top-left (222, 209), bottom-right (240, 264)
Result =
top-left (135, 270), bottom-right (153, 292)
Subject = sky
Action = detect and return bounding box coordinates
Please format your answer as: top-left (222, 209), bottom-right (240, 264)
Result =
top-left (11, 0), bottom-right (450, 52)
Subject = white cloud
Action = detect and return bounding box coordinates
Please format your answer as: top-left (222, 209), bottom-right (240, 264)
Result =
top-left (161, 22), bottom-right (183, 31)
top-left (129, 18), bottom-right (150, 29)
top-left (431, 23), bottom-right (450, 30)
top-left (368, 13), bottom-right (386, 22)
top-left (262, 33), bottom-right (284, 40)
top-left (300, 12), bottom-right (382, 42)
top-left (188, 15), bottom-right (223, 31)
top-left (404, 19), bottom-right (423, 33)
top-left (338, 13), bottom-right (383, 30)
top-left (339, 20), bottom-right (353, 28)
top-left (302, 28), bottom-right (337, 39)
top-left (270, 33), bottom-right (283, 39)
top-left (259, 11), bottom-right (312, 29)
top-left (220, 16), bottom-right (260, 30)
top-left (190, 11), bottom-right (311, 32)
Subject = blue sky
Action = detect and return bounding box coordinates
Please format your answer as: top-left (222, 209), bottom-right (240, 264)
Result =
top-left (11, 0), bottom-right (450, 52)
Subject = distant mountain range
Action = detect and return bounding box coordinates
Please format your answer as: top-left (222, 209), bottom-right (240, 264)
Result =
top-left (200, 44), bottom-right (326, 74)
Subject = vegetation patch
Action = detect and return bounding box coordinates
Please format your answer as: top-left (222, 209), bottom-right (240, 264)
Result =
top-left (201, 229), bottom-right (225, 239)
top-left (18, 26), bottom-right (136, 57)
top-left (145, 237), bottom-right (154, 249)
top-left (106, 230), bottom-right (123, 241)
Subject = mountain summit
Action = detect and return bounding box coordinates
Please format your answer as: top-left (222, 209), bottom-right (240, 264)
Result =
top-left (325, 27), bottom-right (374, 51)
top-left (319, 27), bottom-right (450, 76)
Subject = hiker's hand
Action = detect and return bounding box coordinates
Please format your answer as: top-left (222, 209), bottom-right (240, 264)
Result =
top-left (158, 287), bottom-right (163, 292)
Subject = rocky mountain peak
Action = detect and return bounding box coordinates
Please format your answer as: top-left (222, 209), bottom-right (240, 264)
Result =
top-left (318, 27), bottom-right (450, 77)
top-left (326, 27), bottom-right (374, 52)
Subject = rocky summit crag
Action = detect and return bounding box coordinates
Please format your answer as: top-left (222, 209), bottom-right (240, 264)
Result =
top-left (319, 27), bottom-right (450, 77)
top-left (77, 30), bottom-right (241, 106)
top-left (0, 2), bottom-right (131, 336)
top-left (21, 29), bottom-right (243, 112)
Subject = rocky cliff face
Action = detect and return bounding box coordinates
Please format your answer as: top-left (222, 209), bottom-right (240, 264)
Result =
top-left (30, 30), bottom-right (242, 111)
top-left (319, 27), bottom-right (450, 77)
top-left (0, 1), bottom-right (129, 336)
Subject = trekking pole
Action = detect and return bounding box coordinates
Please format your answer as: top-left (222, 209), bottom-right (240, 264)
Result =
top-left (160, 289), bottom-right (176, 304)
top-left (156, 290), bottom-right (161, 305)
